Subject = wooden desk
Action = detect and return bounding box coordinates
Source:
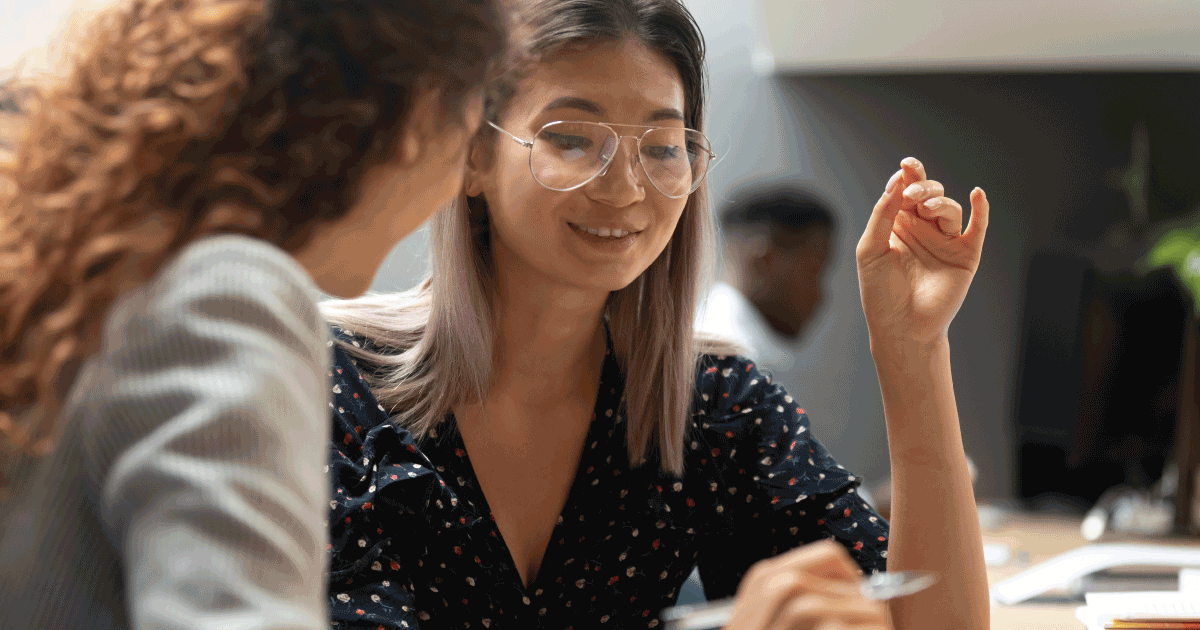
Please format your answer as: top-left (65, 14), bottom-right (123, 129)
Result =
top-left (985, 512), bottom-right (1088, 628)
top-left (984, 510), bottom-right (1200, 629)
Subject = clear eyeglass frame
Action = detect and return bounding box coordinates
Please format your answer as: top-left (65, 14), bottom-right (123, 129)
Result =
top-left (487, 119), bottom-right (719, 199)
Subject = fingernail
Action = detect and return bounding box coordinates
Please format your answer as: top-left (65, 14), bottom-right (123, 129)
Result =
top-left (925, 197), bottom-right (943, 208)
top-left (903, 183), bottom-right (924, 199)
top-left (903, 157), bottom-right (921, 169)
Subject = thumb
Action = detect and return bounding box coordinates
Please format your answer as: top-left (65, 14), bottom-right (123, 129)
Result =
top-left (962, 187), bottom-right (989, 248)
top-left (857, 170), bottom-right (903, 262)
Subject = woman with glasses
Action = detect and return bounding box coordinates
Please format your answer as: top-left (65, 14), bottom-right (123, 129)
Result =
top-left (320, 0), bottom-right (990, 628)
top-left (0, 0), bottom-right (502, 628)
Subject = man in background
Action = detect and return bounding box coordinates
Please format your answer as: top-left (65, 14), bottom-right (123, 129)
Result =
top-left (697, 186), bottom-right (836, 381)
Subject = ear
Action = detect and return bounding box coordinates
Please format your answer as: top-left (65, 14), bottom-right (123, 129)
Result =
top-left (397, 86), bottom-right (445, 165)
top-left (463, 137), bottom-right (490, 197)
top-left (751, 244), bottom-right (776, 278)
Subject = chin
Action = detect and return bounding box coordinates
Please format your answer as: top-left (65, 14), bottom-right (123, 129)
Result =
top-left (580, 268), bottom-right (646, 294)
top-left (316, 274), bottom-right (372, 300)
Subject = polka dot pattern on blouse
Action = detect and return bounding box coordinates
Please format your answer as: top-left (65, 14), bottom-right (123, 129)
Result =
top-left (325, 328), bottom-right (889, 629)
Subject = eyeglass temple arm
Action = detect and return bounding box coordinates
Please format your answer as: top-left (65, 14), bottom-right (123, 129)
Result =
top-left (705, 148), bottom-right (722, 172)
top-left (487, 120), bottom-right (533, 148)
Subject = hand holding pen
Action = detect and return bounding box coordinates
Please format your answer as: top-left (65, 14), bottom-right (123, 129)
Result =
top-left (661, 540), bottom-right (936, 630)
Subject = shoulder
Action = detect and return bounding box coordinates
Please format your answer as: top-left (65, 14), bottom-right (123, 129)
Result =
top-left (691, 354), bottom-right (860, 498)
top-left (693, 353), bottom-right (782, 416)
top-left (691, 352), bottom-right (806, 450)
top-left (83, 236), bottom-right (333, 536)
top-left (156, 234), bottom-right (320, 320)
top-left (80, 234), bottom-right (330, 475)
top-left (160, 233), bottom-right (315, 292)
top-left (326, 327), bottom-right (395, 437)
top-left (105, 234), bottom-right (325, 360)
top-left (695, 283), bottom-right (759, 353)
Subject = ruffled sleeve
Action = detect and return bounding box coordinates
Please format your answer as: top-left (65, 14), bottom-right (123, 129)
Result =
top-left (690, 354), bottom-right (889, 599)
top-left (325, 332), bottom-right (441, 630)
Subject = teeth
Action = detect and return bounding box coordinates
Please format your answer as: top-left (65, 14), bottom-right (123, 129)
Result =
top-left (576, 225), bottom-right (631, 238)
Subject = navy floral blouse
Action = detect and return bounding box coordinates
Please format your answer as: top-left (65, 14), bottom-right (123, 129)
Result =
top-left (325, 329), bottom-right (889, 629)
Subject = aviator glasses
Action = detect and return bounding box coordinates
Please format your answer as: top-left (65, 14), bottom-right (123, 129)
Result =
top-left (488, 120), bottom-right (716, 199)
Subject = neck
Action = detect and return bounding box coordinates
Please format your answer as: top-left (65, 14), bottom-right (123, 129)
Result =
top-left (488, 256), bottom-right (611, 407)
top-left (292, 224), bottom-right (382, 299)
top-left (753, 300), bottom-right (802, 339)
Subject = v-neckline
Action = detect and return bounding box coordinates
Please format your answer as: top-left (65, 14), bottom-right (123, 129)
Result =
top-left (443, 402), bottom-right (608, 593)
top-left (439, 321), bottom-right (621, 594)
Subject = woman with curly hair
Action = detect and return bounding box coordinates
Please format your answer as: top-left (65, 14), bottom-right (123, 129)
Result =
top-left (0, 0), bottom-right (503, 627)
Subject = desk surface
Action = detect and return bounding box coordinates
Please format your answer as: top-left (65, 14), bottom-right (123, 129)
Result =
top-left (986, 511), bottom-right (1088, 629)
top-left (983, 509), bottom-right (1200, 629)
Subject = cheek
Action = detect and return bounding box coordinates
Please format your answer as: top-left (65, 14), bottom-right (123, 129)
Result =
top-left (488, 186), bottom-right (563, 253)
top-left (644, 201), bottom-right (688, 252)
top-left (489, 152), bottom-right (553, 222)
top-left (785, 263), bottom-right (826, 305)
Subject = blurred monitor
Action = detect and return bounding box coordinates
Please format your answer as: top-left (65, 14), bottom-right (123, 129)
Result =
top-left (1015, 252), bottom-right (1192, 512)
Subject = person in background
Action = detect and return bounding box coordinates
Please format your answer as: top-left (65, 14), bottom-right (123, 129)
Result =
top-left (697, 187), bottom-right (836, 379)
top-left (0, 0), bottom-right (502, 628)
top-left (319, 0), bottom-right (991, 627)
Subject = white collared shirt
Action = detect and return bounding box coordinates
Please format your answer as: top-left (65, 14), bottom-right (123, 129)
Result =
top-left (695, 281), bottom-right (801, 375)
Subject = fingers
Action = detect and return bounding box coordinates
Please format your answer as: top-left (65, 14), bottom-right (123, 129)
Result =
top-left (901, 179), bottom-right (944, 209)
top-left (885, 169), bottom-right (903, 194)
top-left (856, 171), bottom-right (904, 263)
top-left (860, 157), bottom-right (986, 257)
top-left (767, 583), bottom-right (889, 630)
top-left (731, 542), bottom-right (868, 630)
top-left (900, 156), bottom-right (926, 186)
top-left (917, 196), bottom-right (963, 236)
top-left (769, 540), bottom-right (862, 582)
top-left (729, 569), bottom-right (806, 630)
top-left (963, 187), bottom-right (989, 245)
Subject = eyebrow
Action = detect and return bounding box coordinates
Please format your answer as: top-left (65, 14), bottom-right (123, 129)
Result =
top-left (542, 96), bottom-right (686, 123)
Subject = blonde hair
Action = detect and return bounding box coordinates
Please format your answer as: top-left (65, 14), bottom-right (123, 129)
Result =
top-left (322, 0), bottom-right (739, 475)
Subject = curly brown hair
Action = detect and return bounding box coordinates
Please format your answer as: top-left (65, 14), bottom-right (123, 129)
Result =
top-left (0, 0), bottom-right (504, 486)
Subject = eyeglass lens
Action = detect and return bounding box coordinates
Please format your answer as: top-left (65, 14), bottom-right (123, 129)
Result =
top-left (529, 122), bottom-right (712, 198)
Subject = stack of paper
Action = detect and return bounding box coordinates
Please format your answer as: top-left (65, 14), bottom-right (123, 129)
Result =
top-left (1076, 570), bottom-right (1200, 630)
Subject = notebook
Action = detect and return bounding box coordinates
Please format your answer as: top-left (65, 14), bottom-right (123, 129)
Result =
top-left (1075, 570), bottom-right (1200, 630)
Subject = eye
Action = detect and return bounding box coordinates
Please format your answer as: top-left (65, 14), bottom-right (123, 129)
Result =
top-left (642, 144), bottom-right (682, 161)
top-left (542, 132), bottom-right (594, 152)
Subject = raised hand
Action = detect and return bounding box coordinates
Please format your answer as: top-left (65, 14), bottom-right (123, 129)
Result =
top-left (855, 157), bottom-right (989, 346)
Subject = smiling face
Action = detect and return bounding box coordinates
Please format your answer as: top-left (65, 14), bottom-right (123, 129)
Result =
top-left (466, 38), bottom-right (690, 295)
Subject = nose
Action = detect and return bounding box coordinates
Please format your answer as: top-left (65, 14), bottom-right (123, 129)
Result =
top-left (585, 136), bottom-right (646, 208)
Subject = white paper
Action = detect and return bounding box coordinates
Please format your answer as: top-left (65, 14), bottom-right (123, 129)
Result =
top-left (1074, 570), bottom-right (1200, 630)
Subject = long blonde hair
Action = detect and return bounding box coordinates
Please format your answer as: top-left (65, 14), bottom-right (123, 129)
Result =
top-left (322, 0), bottom-right (738, 475)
